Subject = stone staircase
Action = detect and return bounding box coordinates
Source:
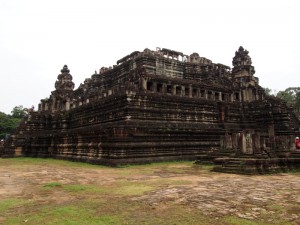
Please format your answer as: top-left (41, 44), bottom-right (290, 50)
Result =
top-left (212, 156), bottom-right (300, 175)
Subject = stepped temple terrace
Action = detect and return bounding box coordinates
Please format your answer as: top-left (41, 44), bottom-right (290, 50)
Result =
top-left (1, 47), bottom-right (300, 173)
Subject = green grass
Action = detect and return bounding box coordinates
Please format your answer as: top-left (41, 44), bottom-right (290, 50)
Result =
top-left (0, 157), bottom-right (108, 169)
top-left (63, 184), bottom-right (106, 193)
top-left (251, 203), bottom-right (300, 225)
top-left (117, 160), bottom-right (194, 169)
top-left (1, 158), bottom-right (299, 225)
top-left (148, 178), bottom-right (193, 186)
top-left (267, 204), bottom-right (286, 212)
top-left (4, 205), bottom-right (120, 225)
top-left (224, 216), bottom-right (268, 225)
top-left (42, 182), bottom-right (106, 193)
top-left (0, 198), bottom-right (29, 213)
top-left (2, 198), bottom-right (218, 225)
top-left (43, 182), bottom-right (62, 188)
top-left (288, 168), bottom-right (300, 174)
top-left (0, 157), bottom-right (205, 172)
top-left (111, 182), bottom-right (155, 196)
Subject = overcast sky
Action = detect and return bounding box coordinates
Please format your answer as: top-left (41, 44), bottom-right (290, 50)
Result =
top-left (0, 0), bottom-right (299, 114)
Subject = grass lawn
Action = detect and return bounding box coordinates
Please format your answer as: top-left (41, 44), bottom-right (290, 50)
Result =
top-left (0, 158), bottom-right (299, 225)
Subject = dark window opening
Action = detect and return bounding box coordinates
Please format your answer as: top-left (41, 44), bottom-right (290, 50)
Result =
top-left (167, 85), bottom-right (172, 94)
top-left (222, 93), bottom-right (225, 101)
top-left (207, 91), bottom-right (213, 100)
top-left (200, 90), bottom-right (205, 98)
top-left (235, 92), bottom-right (239, 101)
top-left (157, 83), bottom-right (163, 93)
top-left (192, 88), bottom-right (198, 97)
top-left (185, 87), bottom-right (190, 96)
top-left (176, 86), bottom-right (181, 95)
top-left (215, 92), bottom-right (220, 101)
top-left (147, 81), bottom-right (153, 91)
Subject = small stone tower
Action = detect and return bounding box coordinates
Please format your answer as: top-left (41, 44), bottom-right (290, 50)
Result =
top-left (55, 65), bottom-right (75, 91)
top-left (232, 46), bottom-right (262, 102)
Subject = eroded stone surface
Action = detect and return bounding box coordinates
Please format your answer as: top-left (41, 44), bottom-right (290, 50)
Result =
top-left (2, 47), bottom-right (300, 168)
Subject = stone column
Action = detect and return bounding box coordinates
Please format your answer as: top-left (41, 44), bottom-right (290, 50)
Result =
top-left (65, 101), bottom-right (70, 111)
top-left (51, 97), bottom-right (56, 113)
top-left (141, 78), bottom-right (147, 90)
top-left (268, 125), bottom-right (275, 150)
top-left (253, 133), bottom-right (261, 154)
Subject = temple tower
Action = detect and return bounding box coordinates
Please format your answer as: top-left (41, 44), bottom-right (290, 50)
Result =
top-left (51, 65), bottom-right (75, 112)
top-left (55, 65), bottom-right (75, 91)
top-left (231, 46), bottom-right (262, 102)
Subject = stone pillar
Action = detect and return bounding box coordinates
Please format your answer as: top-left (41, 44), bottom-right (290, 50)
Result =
top-left (240, 131), bottom-right (253, 154)
top-left (65, 101), bottom-right (70, 111)
top-left (290, 135), bottom-right (296, 150)
top-left (211, 91), bottom-right (215, 100)
top-left (152, 81), bottom-right (157, 92)
top-left (162, 84), bottom-right (166, 94)
top-left (51, 97), bottom-right (56, 113)
top-left (240, 132), bottom-right (247, 154)
top-left (234, 133), bottom-right (242, 156)
top-left (172, 85), bottom-right (176, 95)
top-left (141, 78), bottom-right (147, 90)
top-left (268, 125), bottom-right (275, 150)
top-left (253, 133), bottom-right (261, 154)
top-left (225, 133), bottom-right (233, 149)
top-left (57, 100), bottom-right (61, 111)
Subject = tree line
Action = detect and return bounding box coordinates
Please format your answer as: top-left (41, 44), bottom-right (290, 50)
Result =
top-left (0, 105), bottom-right (27, 140)
top-left (264, 87), bottom-right (300, 112)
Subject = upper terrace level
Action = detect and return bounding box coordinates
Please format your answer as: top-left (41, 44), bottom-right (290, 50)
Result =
top-left (38, 47), bottom-right (263, 113)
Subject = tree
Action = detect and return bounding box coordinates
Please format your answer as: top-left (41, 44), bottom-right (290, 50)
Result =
top-left (276, 87), bottom-right (300, 111)
top-left (11, 105), bottom-right (27, 118)
top-left (0, 105), bottom-right (28, 139)
top-left (0, 111), bottom-right (21, 139)
top-left (264, 87), bottom-right (273, 96)
top-left (295, 91), bottom-right (300, 111)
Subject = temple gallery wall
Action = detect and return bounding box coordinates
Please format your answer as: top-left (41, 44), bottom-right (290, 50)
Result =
top-left (2, 47), bottom-right (300, 173)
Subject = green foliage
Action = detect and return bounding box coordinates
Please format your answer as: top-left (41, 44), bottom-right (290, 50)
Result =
top-left (0, 111), bottom-right (21, 139)
top-left (0, 105), bottom-right (28, 139)
top-left (10, 105), bottom-right (27, 118)
top-left (264, 87), bottom-right (274, 96)
top-left (276, 87), bottom-right (300, 111)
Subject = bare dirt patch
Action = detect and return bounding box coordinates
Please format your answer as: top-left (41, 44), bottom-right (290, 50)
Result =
top-left (0, 159), bottom-right (299, 224)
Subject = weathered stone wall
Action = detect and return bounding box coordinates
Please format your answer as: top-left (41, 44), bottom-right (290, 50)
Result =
top-left (4, 47), bottom-right (300, 166)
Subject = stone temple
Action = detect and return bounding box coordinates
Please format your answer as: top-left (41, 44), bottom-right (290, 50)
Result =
top-left (2, 47), bottom-right (300, 172)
